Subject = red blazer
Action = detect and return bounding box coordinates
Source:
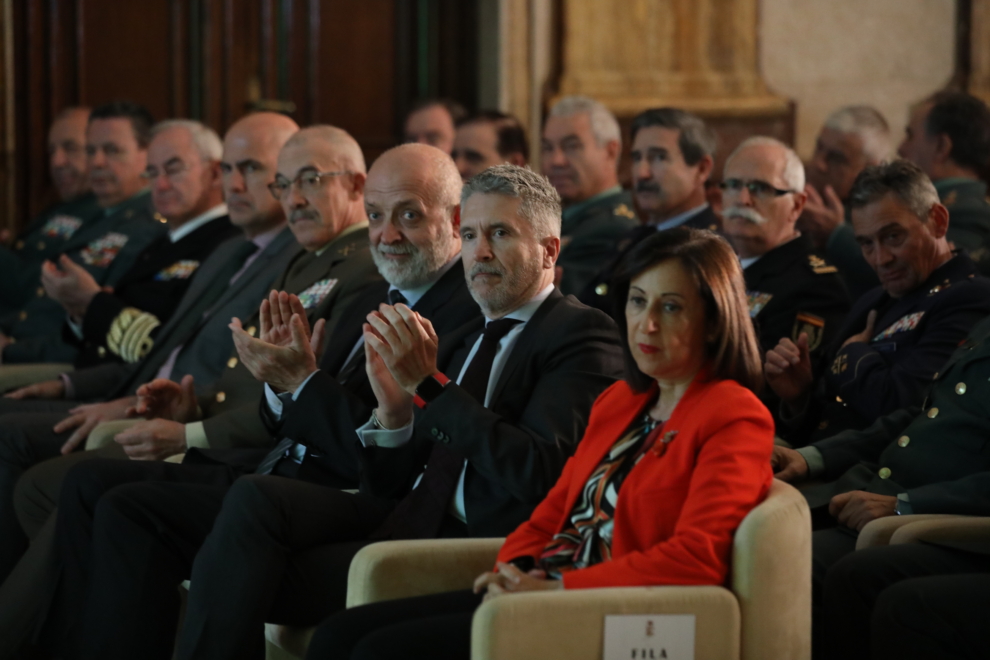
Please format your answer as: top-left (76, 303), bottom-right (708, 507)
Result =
top-left (497, 373), bottom-right (774, 589)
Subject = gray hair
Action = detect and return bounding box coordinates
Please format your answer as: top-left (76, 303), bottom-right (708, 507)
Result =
top-left (823, 105), bottom-right (893, 163)
top-left (726, 136), bottom-right (805, 191)
top-left (150, 119), bottom-right (223, 162)
top-left (548, 96), bottom-right (622, 150)
top-left (848, 159), bottom-right (939, 221)
top-left (462, 164), bottom-right (562, 239)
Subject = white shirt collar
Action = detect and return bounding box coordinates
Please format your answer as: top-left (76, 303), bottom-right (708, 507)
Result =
top-left (391, 254), bottom-right (461, 308)
top-left (489, 282), bottom-right (555, 325)
top-left (167, 204), bottom-right (228, 243)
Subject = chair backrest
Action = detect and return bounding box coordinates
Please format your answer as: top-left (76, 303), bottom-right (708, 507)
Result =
top-left (731, 479), bottom-right (811, 660)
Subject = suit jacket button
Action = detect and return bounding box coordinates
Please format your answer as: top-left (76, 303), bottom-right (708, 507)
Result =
top-left (227, 357), bottom-right (238, 368)
top-left (927, 407), bottom-right (939, 418)
top-left (216, 391), bottom-right (226, 403)
top-left (431, 428), bottom-right (439, 437)
top-left (955, 382), bottom-right (967, 395)
top-left (878, 467), bottom-right (891, 479)
top-left (897, 435), bottom-right (910, 448)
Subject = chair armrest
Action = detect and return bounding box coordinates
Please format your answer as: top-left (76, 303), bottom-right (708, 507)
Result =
top-left (346, 538), bottom-right (503, 608)
top-left (471, 586), bottom-right (740, 660)
top-left (856, 515), bottom-right (961, 549)
top-left (0, 363), bottom-right (73, 392)
top-left (84, 419), bottom-right (143, 450)
top-left (889, 516), bottom-right (990, 546)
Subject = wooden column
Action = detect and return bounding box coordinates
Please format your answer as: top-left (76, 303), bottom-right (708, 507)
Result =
top-left (969, 0), bottom-right (990, 104)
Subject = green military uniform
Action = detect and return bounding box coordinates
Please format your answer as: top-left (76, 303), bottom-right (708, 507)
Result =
top-left (0, 191), bottom-right (165, 364)
top-left (936, 177), bottom-right (990, 275)
top-left (0, 193), bottom-right (103, 314)
top-left (556, 186), bottom-right (638, 296)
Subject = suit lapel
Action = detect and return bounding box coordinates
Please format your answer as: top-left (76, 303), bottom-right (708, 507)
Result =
top-left (206, 228), bottom-right (294, 319)
top-left (320, 280), bottom-right (390, 374)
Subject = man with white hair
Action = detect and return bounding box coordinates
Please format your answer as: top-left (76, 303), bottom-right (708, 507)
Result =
top-left (800, 105), bottom-right (893, 299)
top-left (720, 136), bottom-right (849, 417)
top-left (541, 95), bottom-right (637, 295)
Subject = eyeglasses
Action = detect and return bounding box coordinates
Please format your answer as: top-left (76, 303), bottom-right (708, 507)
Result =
top-left (267, 170), bottom-right (350, 200)
top-left (719, 178), bottom-right (797, 200)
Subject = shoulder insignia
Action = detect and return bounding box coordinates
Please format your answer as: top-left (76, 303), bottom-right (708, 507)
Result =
top-left (337, 244), bottom-right (356, 257)
top-left (807, 254), bottom-right (838, 274)
top-left (154, 260), bottom-right (200, 281)
top-left (873, 311), bottom-right (925, 342)
top-left (80, 232), bottom-right (129, 267)
top-left (746, 291), bottom-right (773, 318)
top-left (613, 203), bottom-right (636, 220)
top-left (927, 278), bottom-right (952, 295)
top-left (41, 215), bottom-right (83, 240)
top-left (942, 190), bottom-right (958, 206)
top-left (297, 277), bottom-right (338, 309)
top-left (793, 312), bottom-right (826, 351)
top-left (107, 307), bottom-right (161, 363)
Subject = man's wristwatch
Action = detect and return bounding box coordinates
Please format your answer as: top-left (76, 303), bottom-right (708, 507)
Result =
top-left (413, 372), bottom-right (451, 408)
top-left (895, 493), bottom-right (913, 516)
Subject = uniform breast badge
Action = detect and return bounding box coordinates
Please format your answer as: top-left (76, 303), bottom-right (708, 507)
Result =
top-left (873, 312), bottom-right (925, 342)
top-left (79, 232), bottom-right (129, 268)
top-left (831, 353), bottom-right (848, 375)
top-left (297, 278), bottom-right (338, 309)
top-left (792, 312), bottom-right (826, 351)
top-left (41, 215), bottom-right (83, 239)
top-left (154, 260), bottom-right (201, 281)
top-left (746, 291), bottom-right (773, 318)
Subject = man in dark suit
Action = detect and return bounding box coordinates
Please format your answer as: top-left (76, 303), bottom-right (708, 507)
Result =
top-left (765, 160), bottom-right (990, 447)
top-left (56, 163), bottom-right (622, 659)
top-left (579, 107), bottom-right (721, 316)
top-left (0, 101), bottom-right (167, 366)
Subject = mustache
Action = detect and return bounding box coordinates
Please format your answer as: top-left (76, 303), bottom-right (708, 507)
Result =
top-left (469, 263), bottom-right (504, 279)
top-left (723, 206), bottom-right (767, 225)
top-left (289, 209), bottom-right (320, 223)
top-left (635, 181), bottom-right (660, 193)
top-left (374, 243), bottom-right (416, 256)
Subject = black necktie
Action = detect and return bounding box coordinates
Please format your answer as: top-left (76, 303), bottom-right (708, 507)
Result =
top-left (388, 289), bottom-right (407, 306)
top-left (370, 317), bottom-right (522, 540)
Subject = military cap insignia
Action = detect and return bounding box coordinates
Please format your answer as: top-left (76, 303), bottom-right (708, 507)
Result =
top-left (792, 312), bottom-right (826, 351)
top-left (80, 232), bottom-right (129, 267)
top-left (831, 353), bottom-right (848, 375)
top-left (873, 311), bottom-right (925, 341)
top-left (942, 190), bottom-right (958, 206)
top-left (154, 260), bottom-right (201, 281)
top-left (746, 291), bottom-right (773, 318)
top-left (41, 215), bottom-right (83, 239)
top-left (613, 203), bottom-right (636, 220)
top-left (927, 278), bottom-right (952, 295)
top-left (297, 278), bottom-right (338, 309)
top-left (807, 255), bottom-right (838, 275)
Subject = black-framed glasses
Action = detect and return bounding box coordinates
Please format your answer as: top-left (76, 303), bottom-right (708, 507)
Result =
top-left (719, 178), bottom-right (797, 200)
top-left (268, 170), bottom-right (351, 200)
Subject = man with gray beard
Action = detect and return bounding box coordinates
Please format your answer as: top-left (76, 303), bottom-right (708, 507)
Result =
top-left (720, 137), bottom-right (850, 419)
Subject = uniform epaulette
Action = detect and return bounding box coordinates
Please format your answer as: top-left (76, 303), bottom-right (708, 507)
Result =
top-left (808, 255), bottom-right (839, 274)
top-left (613, 203), bottom-right (636, 220)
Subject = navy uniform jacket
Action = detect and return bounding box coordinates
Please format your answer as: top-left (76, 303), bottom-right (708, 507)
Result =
top-left (557, 187), bottom-right (639, 296)
top-left (936, 177), bottom-right (990, 275)
top-left (0, 193), bottom-right (103, 313)
top-left (69, 213), bottom-right (238, 368)
top-left (781, 251), bottom-right (990, 446)
top-left (577, 205), bottom-right (721, 319)
top-left (0, 191), bottom-right (165, 363)
top-left (801, 313), bottom-right (990, 516)
top-left (825, 219), bottom-right (879, 302)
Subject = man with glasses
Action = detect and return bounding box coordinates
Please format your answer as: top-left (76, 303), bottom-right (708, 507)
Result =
top-left (720, 137), bottom-right (850, 418)
top-left (764, 159), bottom-right (990, 447)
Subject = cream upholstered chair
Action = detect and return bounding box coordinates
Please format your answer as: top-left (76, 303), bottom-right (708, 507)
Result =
top-left (83, 419), bottom-right (143, 450)
top-left (857, 514), bottom-right (990, 549)
top-left (0, 363), bottom-right (73, 392)
top-left (266, 479), bottom-right (811, 660)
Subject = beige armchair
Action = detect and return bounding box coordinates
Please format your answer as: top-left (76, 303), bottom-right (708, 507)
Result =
top-left (84, 419), bottom-right (143, 450)
top-left (0, 363), bottom-right (73, 392)
top-left (266, 479), bottom-right (812, 660)
top-left (857, 513), bottom-right (990, 549)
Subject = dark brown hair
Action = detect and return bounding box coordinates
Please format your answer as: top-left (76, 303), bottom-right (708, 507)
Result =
top-left (612, 227), bottom-right (764, 393)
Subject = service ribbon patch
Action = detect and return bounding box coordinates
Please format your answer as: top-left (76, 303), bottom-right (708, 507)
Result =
top-left (872, 311), bottom-right (925, 342)
top-left (79, 232), bottom-right (129, 268)
top-left (154, 260), bottom-right (201, 281)
top-left (297, 278), bottom-right (338, 309)
top-left (747, 291), bottom-right (773, 318)
top-left (41, 215), bottom-right (83, 239)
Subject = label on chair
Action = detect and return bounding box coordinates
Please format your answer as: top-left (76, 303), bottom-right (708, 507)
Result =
top-left (602, 614), bottom-right (695, 660)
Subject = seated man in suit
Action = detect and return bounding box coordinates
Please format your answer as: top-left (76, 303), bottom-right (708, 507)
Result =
top-left (580, 107), bottom-right (720, 315)
top-left (54, 164), bottom-right (623, 659)
top-left (772, 311), bottom-right (990, 658)
top-left (0, 107), bottom-right (102, 315)
top-left (0, 100), bottom-right (166, 365)
top-left (451, 110), bottom-right (528, 180)
top-left (542, 95), bottom-right (637, 296)
top-left (765, 160), bottom-right (990, 447)
top-left (799, 105), bottom-right (893, 300)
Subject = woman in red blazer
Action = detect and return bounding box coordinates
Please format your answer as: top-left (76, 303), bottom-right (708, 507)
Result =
top-left (306, 227), bottom-right (774, 659)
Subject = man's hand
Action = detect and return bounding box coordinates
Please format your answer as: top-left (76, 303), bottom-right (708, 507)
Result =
top-left (113, 418), bottom-right (187, 460)
top-left (41, 254), bottom-right (102, 318)
top-left (765, 334), bottom-right (814, 406)
top-left (841, 310), bottom-right (878, 348)
top-left (771, 445), bottom-right (810, 483)
top-left (229, 290), bottom-right (326, 393)
top-left (363, 335), bottom-right (414, 429)
top-left (473, 562), bottom-right (563, 602)
top-left (53, 396), bottom-right (137, 454)
top-left (128, 375), bottom-right (199, 422)
top-left (363, 304), bottom-right (439, 395)
top-left (798, 184), bottom-right (845, 250)
top-left (5, 378), bottom-right (65, 400)
top-left (829, 491), bottom-right (897, 531)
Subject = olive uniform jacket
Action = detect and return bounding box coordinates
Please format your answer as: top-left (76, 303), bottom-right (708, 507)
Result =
top-left (557, 187), bottom-right (638, 297)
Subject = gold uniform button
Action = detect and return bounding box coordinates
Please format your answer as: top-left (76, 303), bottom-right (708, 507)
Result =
top-left (594, 283), bottom-right (608, 296)
top-left (247, 326), bottom-right (257, 337)
top-left (955, 382), bottom-right (967, 395)
top-left (18, 311), bottom-right (27, 321)
top-left (36, 287), bottom-right (44, 297)
top-left (878, 467), bottom-right (891, 479)
top-left (36, 241), bottom-right (45, 250)
top-left (927, 407), bottom-right (939, 419)
top-left (97, 346), bottom-right (106, 357)
top-left (897, 435), bottom-right (910, 448)
top-left (227, 357), bottom-right (238, 368)
top-left (215, 391), bottom-right (226, 403)
top-left (933, 372), bottom-right (939, 380)
top-left (835, 396), bottom-right (843, 403)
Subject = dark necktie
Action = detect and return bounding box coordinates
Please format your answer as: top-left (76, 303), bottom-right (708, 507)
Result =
top-left (370, 317), bottom-right (522, 540)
